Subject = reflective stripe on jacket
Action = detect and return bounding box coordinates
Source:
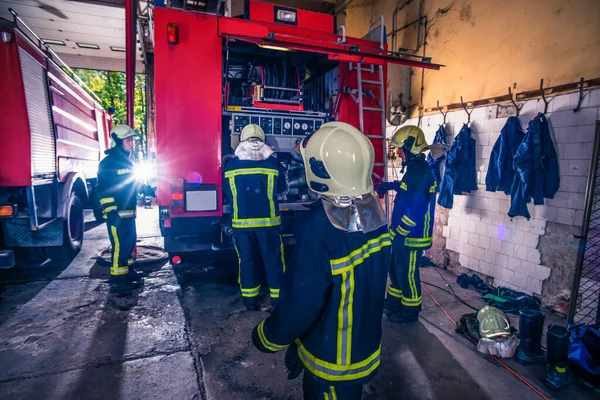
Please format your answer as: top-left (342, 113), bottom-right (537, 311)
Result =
top-left (252, 201), bottom-right (391, 384)
top-left (97, 147), bottom-right (137, 219)
top-left (223, 157), bottom-right (286, 230)
top-left (390, 154), bottom-right (437, 249)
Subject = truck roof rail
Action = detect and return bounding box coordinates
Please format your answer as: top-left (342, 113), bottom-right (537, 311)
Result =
top-left (8, 8), bottom-right (104, 106)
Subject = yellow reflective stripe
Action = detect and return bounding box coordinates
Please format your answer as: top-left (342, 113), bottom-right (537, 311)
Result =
top-left (401, 215), bottom-right (416, 227)
top-left (424, 206), bottom-right (431, 239)
top-left (401, 296), bottom-right (423, 306)
top-left (389, 230), bottom-right (396, 240)
top-left (103, 205), bottom-right (117, 214)
top-left (224, 168), bottom-right (279, 178)
top-left (233, 243), bottom-right (241, 285)
top-left (232, 217), bottom-right (281, 228)
top-left (296, 340), bottom-right (380, 381)
top-left (387, 286), bottom-right (402, 299)
top-left (117, 168), bottom-right (132, 175)
top-left (257, 320), bottom-right (287, 351)
top-left (270, 288), bottom-right (280, 299)
top-left (400, 182), bottom-right (407, 190)
top-left (128, 258), bottom-right (134, 266)
top-left (555, 366), bottom-right (566, 373)
top-left (241, 285), bottom-right (260, 297)
top-left (396, 226), bottom-right (409, 236)
top-left (430, 182), bottom-right (437, 193)
top-left (336, 269), bottom-right (355, 366)
top-left (110, 266), bottom-right (129, 276)
top-left (330, 233), bottom-right (391, 275)
top-left (118, 210), bottom-right (135, 218)
top-left (267, 173), bottom-right (275, 218)
top-left (324, 393), bottom-right (329, 400)
top-left (100, 197), bottom-right (115, 205)
top-left (227, 176), bottom-right (239, 220)
top-left (337, 272), bottom-right (347, 365)
top-left (408, 251), bottom-right (417, 301)
top-left (405, 237), bottom-right (433, 248)
top-left (110, 225), bottom-right (120, 269)
top-left (279, 235), bottom-right (286, 273)
top-left (330, 387), bottom-right (337, 400)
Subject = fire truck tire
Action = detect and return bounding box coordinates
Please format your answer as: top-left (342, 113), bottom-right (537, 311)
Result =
top-left (47, 193), bottom-right (84, 261)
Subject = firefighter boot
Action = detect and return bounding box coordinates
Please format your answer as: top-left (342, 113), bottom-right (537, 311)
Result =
top-left (109, 275), bottom-right (141, 294)
top-left (544, 324), bottom-right (572, 390)
top-left (515, 309), bottom-right (546, 365)
top-left (387, 310), bottom-right (419, 323)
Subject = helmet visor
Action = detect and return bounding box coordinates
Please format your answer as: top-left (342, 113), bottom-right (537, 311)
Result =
top-left (322, 192), bottom-right (387, 233)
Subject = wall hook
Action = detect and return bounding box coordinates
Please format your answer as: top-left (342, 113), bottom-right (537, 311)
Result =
top-left (573, 77), bottom-right (585, 113)
top-left (460, 96), bottom-right (472, 124)
top-left (508, 87), bottom-right (523, 117)
top-left (540, 79), bottom-right (550, 114)
top-left (437, 100), bottom-right (448, 125)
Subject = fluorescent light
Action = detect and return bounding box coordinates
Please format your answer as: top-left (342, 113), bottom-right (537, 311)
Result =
top-left (76, 42), bottom-right (100, 50)
top-left (259, 44), bottom-right (291, 52)
top-left (43, 39), bottom-right (65, 46)
top-left (110, 46), bottom-right (126, 52)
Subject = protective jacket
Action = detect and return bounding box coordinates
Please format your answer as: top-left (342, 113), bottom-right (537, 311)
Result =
top-left (486, 117), bottom-right (524, 194)
top-left (224, 156), bottom-right (286, 230)
top-left (252, 200), bottom-right (391, 385)
top-left (438, 124), bottom-right (478, 209)
top-left (97, 147), bottom-right (138, 220)
top-left (427, 124), bottom-right (448, 188)
top-left (390, 154), bottom-right (437, 250)
top-left (508, 113), bottom-right (559, 219)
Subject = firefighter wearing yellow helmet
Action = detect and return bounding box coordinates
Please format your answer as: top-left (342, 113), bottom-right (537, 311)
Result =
top-left (97, 124), bottom-right (143, 293)
top-left (224, 124), bottom-right (286, 311)
top-left (252, 122), bottom-right (391, 398)
top-left (376, 125), bottom-right (437, 323)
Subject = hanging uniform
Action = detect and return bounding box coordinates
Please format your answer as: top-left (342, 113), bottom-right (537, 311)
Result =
top-left (252, 200), bottom-right (391, 397)
top-left (486, 116), bottom-right (525, 194)
top-left (386, 154), bottom-right (436, 315)
top-left (224, 156), bottom-right (286, 308)
top-left (509, 113), bottom-right (560, 219)
top-left (438, 124), bottom-right (478, 209)
top-left (97, 146), bottom-right (138, 280)
top-left (427, 124), bottom-right (448, 188)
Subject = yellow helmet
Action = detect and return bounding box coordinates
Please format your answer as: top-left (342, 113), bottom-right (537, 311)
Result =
top-left (110, 124), bottom-right (136, 148)
top-left (390, 125), bottom-right (429, 155)
top-left (240, 124), bottom-right (265, 142)
top-left (299, 121), bottom-right (374, 197)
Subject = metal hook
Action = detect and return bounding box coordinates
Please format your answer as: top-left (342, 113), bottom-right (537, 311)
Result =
top-left (540, 79), bottom-right (550, 114)
top-left (573, 77), bottom-right (585, 113)
top-left (460, 96), bottom-right (472, 124)
top-left (508, 87), bottom-right (523, 117)
top-left (437, 100), bottom-right (448, 125)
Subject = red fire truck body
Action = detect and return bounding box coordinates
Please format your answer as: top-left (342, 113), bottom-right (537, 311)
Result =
top-left (153, 1), bottom-right (440, 254)
top-left (0, 14), bottom-right (111, 263)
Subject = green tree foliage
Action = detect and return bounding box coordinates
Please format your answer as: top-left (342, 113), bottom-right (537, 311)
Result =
top-left (73, 69), bottom-right (147, 158)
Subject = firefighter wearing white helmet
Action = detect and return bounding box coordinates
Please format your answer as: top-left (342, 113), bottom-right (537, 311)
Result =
top-left (377, 125), bottom-right (437, 323)
top-left (252, 122), bottom-right (391, 399)
top-left (97, 124), bottom-right (142, 292)
top-left (224, 124), bottom-right (286, 311)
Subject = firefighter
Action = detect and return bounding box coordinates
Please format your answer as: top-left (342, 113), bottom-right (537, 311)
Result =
top-left (251, 122), bottom-right (391, 399)
top-left (376, 125), bottom-right (436, 323)
top-left (97, 124), bottom-right (142, 292)
top-left (224, 124), bottom-right (287, 311)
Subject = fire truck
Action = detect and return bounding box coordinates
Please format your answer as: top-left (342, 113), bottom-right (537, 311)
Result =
top-left (153, 1), bottom-right (440, 255)
top-left (0, 11), bottom-right (111, 265)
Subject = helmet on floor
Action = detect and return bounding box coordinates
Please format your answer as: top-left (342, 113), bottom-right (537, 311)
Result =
top-left (299, 121), bottom-right (374, 197)
top-left (390, 125), bottom-right (429, 155)
top-left (240, 124), bottom-right (265, 142)
top-left (477, 306), bottom-right (511, 339)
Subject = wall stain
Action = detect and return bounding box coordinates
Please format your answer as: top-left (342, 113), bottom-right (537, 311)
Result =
top-left (459, 3), bottom-right (473, 22)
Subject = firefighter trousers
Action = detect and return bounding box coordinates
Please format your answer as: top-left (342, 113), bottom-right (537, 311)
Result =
top-left (302, 373), bottom-right (363, 400)
top-left (386, 239), bottom-right (422, 315)
top-left (233, 229), bottom-right (285, 308)
top-left (107, 217), bottom-right (136, 282)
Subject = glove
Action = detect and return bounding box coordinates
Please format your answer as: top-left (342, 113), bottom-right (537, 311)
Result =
top-left (284, 342), bottom-right (303, 380)
top-left (376, 181), bottom-right (400, 195)
top-left (106, 210), bottom-right (121, 226)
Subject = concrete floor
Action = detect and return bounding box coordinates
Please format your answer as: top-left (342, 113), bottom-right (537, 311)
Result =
top-left (0, 207), bottom-right (597, 400)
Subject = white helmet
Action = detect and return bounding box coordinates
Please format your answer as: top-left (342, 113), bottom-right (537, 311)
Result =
top-left (299, 121), bottom-right (375, 197)
top-left (110, 124), bottom-right (136, 148)
top-left (240, 124), bottom-right (265, 142)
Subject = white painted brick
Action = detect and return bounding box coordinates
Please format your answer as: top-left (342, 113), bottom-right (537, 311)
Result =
top-left (536, 206), bottom-right (558, 223)
top-left (490, 238), bottom-right (502, 253)
top-left (491, 212), bottom-right (505, 225)
top-left (574, 210), bottom-right (585, 227)
top-left (510, 230), bottom-right (526, 245)
top-left (514, 244), bottom-right (529, 261)
top-left (499, 268), bottom-right (515, 283)
top-left (496, 253), bottom-right (509, 268)
top-left (548, 110), bottom-right (576, 128)
top-left (565, 142), bottom-right (585, 159)
top-left (579, 177), bottom-right (589, 193)
top-left (464, 243), bottom-right (476, 257)
top-left (442, 225), bottom-right (451, 238)
top-left (494, 117), bottom-right (509, 131)
top-left (583, 142), bottom-right (595, 160)
top-left (451, 227), bottom-right (460, 240)
top-left (448, 216), bottom-right (460, 229)
top-left (562, 176), bottom-right (581, 193)
top-left (524, 233), bottom-right (540, 248)
top-left (468, 232), bottom-right (479, 246)
top-left (497, 226), bottom-right (511, 241)
top-left (479, 236), bottom-right (490, 250)
top-left (520, 261), bottom-right (536, 277)
top-left (481, 213), bottom-right (493, 225)
top-left (454, 240), bottom-right (465, 254)
top-left (520, 100), bottom-right (538, 116)
top-left (529, 219), bottom-right (546, 235)
top-left (553, 127), bottom-right (574, 144)
top-left (507, 257), bottom-right (522, 271)
top-left (468, 257), bottom-right (480, 271)
top-left (527, 248), bottom-right (541, 265)
top-left (513, 271), bottom-right (529, 289)
top-left (576, 125), bottom-right (597, 143)
top-left (464, 221), bottom-right (477, 234)
top-left (479, 261), bottom-right (492, 277)
top-left (589, 90), bottom-right (600, 107)
top-left (536, 266), bottom-right (551, 281)
top-left (568, 195), bottom-right (585, 211)
top-left (550, 94), bottom-right (571, 113)
top-left (527, 276), bottom-right (543, 295)
top-left (569, 91), bottom-right (590, 110)
top-left (446, 239), bottom-right (457, 252)
top-left (501, 241), bottom-right (515, 257)
top-left (578, 107), bottom-right (599, 126)
top-left (476, 222), bottom-right (488, 236)
top-left (489, 267), bottom-right (502, 279)
top-left (516, 217), bottom-right (531, 232)
top-left (567, 159), bottom-right (590, 177)
top-left (473, 246), bottom-right (485, 261)
top-left (500, 199), bottom-right (511, 213)
top-left (484, 198), bottom-right (499, 213)
top-left (460, 230), bottom-right (470, 244)
top-left (459, 253), bottom-right (470, 267)
top-left (484, 249), bottom-right (497, 264)
top-left (556, 208), bottom-right (576, 225)
top-left (486, 224), bottom-right (498, 239)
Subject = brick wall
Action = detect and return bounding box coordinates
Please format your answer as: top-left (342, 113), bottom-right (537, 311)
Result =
top-left (388, 89), bottom-right (600, 297)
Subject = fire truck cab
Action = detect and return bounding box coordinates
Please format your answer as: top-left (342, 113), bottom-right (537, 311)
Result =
top-left (153, 0), bottom-right (440, 255)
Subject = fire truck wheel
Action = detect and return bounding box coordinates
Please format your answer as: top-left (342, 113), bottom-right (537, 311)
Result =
top-left (46, 193), bottom-right (84, 261)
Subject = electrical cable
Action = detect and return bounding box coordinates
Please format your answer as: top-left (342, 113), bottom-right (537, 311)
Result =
top-left (421, 280), bottom-right (479, 311)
